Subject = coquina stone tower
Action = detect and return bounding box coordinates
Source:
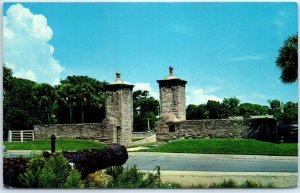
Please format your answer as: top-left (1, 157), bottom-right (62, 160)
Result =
top-left (157, 66), bottom-right (187, 121)
top-left (104, 72), bottom-right (134, 146)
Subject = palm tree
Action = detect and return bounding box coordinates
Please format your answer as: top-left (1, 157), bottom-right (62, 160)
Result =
top-left (276, 34), bottom-right (298, 83)
top-left (56, 83), bottom-right (77, 123)
top-left (33, 83), bottom-right (55, 123)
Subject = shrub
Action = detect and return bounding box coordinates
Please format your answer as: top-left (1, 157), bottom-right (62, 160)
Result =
top-left (209, 179), bottom-right (238, 188)
top-left (86, 170), bottom-right (112, 188)
top-left (64, 169), bottom-right (84, 188)
top-left (239, 180), bottom-right (275, 188)
top-left (19, 153), bottom-right (84, 188)
top-left (19, 154), bottom-right (45, 187)
top-left (38, 154), bottom-right (72, 188)
top-left (107, 165), bottom-right (161, 188)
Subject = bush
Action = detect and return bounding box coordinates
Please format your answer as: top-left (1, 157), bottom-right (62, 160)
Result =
top-left (106, 165), bottom-right (161, 188)
top-left (210, 179), bottom-right (238, 188)
top-left (19, 154), bottom-right (45, 187)
top-left (38, 154), bottom-right (72, 188)
top-left (64, 169), bottom-right (84, 188)
top-left (19, 153), bottom-right (84, 188)
top-left (86, 170), bottom-right (112, 188)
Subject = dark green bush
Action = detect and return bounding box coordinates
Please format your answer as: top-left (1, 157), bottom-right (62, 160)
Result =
top-left (19, 153), bottom-right (83, 188)
top-left (107, 165), bottom-right (161, 188)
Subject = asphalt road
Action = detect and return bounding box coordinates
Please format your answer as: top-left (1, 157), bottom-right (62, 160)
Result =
top-left (5, 151), bottom-right (297, 173)
top-left (124, 152), bottom-right (298, 172)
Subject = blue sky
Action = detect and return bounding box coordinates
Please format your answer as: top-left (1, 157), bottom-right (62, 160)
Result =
top-left (3, 2), bottom-right (298, 105)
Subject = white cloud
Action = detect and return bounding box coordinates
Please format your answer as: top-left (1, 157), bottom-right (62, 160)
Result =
top-left (133, 82), bottom-right (159, 99)
top-left (186, 87), bottom-right (223, 105)
top-left (227, 55), bottom-right (264, 61)
top-left (3, 3), bottom-right (64, 85)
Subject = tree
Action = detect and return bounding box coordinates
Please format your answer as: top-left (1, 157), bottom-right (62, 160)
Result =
top-left (33, 83), bottom-right (56, 123)
top-left (56, 76), bottom-right (106, 123)
top-left (276, 34), bottom-right (298, 83)
top-left (133, 90), bottom-right (159, 132)
top-left (186, 104), bottom-right (208, 120)
top-left (3, 64), bottom-right (13, 91)
top-left (222, 97), bottom-right (240, 117)
top-left (238, 103), bottom-right (269, 117)
top-left (280, 102), bottom-right (298, 124)
top-left (55, 83), bottom-right (77, 123)
top-left (206, 100), bottom-right (225, 119)
top-left (268, 99), bottom-right (282, 119)
top-left (3, 77), bottom-right (40, 139)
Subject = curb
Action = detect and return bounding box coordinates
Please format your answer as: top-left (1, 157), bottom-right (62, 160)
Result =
top-left (128, 151), bottom-right (298, 161)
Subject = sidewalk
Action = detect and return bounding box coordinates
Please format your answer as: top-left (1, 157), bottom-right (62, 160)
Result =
top-left (153, 170), bottom-right (298, 188)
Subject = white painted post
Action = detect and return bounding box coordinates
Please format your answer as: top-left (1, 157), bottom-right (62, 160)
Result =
top-left (8, 130), bottom-right (12, 142)
top-left (20, 131), bottom-right (23, 142)
top-left (32, 130), bottom-right (35, 141)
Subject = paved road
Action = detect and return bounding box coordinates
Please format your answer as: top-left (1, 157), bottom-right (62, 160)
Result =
top-left (5, 150), bottom-right (297, 173)
top-left (124, 152), bottom-right (298, 172)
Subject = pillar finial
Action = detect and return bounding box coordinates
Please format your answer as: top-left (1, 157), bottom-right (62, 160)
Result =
top-left (169, 66), bottom-right (174, 75)
top-left (116, 72), bottom-right (121, 80)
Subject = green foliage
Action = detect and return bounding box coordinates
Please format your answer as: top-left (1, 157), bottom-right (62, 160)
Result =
top-left (3, 74), bottom-right (40, 139)
top-left (38, 154), bottom-right (71, 188)
top-left (64, 169), bottom-right (83, 188)
top-left (187, 97), bottom-right (241, 120)
top-left (239, 103), bottom-right (269, 117)
top-left (210, 179), bottom-right (238, 188)
top-left (276, 34), bottom-right (298, 84)
top-left (145, 138), bottom-right (297, 156)
top-left (268, 99), bottom-right (298, 124)
top-left (55, 75), bottom-right (106, 123)
top-left (133, 90), bottom-right (159, 131)
top-left (33, 83), bottom-right (56, 123)
top-left (281, 101), bottom-right (298, 124)
top-left (19, 153), bottom-right (83, 188)
top-left (186, 104), bottom-right (208, 120)
top-left (107, 165), bottom-right (161, 188)
top-left (239, 179), bottom-right (275, 188)
top-left (206, 100), bottom-right (225, 119)
top-left (222, 97), bottom-right (240, 117)
top-left (209, 179), bottom-right (274, 188)
top-left (86, 170), bottom-right (112, 188)
top-left (19, 154), bottom-right (45, 187)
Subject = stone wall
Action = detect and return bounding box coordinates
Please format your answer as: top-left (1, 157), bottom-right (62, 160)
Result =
top-left (34, 117), bottom-right (119, 144)
top-left (156, 119), bottom-right (253, 142)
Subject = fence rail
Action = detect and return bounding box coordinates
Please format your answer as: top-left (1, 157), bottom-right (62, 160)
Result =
top-left (8, 130), bottom-right (35, 142)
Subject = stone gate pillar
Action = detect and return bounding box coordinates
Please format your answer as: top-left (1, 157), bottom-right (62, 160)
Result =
top-left (104, 72), bottom-right (134, 146)
top-left (157, 66), bottom-right (187, 121)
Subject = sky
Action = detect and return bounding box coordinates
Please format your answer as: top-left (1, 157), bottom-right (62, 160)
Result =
top-left (2, 2), bottom-right (298, 106)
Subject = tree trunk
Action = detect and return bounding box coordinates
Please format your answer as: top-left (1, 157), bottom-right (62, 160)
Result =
top-left (81, 103), bottom-right (84, 123)
top-left (69, 105), bottom-right (73, 123)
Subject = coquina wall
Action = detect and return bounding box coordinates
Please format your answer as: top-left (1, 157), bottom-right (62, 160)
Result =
top-left (156, 118), bottom-right (253, 142)
top-left (34, 117), bottom-right (119, 144)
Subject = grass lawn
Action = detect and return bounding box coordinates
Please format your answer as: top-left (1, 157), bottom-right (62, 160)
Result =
top-left (144, 138), bottom-right (298, 156)
top-left (3, 138), bottom-right (107, 151)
